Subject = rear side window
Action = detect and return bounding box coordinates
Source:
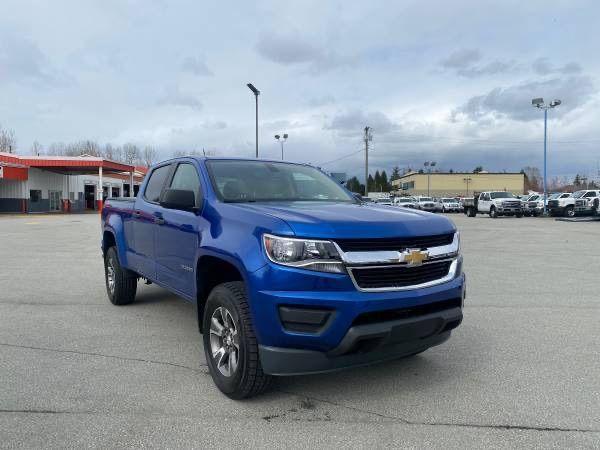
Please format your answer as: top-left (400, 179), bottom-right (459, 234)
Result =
top-left (144, 165), bottom-right (171, 203)
top-left (169, 163), bottom-right (202, 207)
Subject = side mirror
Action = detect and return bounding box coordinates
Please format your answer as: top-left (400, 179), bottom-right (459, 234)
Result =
top-left (160, 189), bottom-right (196, 211)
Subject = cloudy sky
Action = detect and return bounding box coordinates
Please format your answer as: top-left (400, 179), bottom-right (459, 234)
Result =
top-left (1, 0), bottom-right (599, 181)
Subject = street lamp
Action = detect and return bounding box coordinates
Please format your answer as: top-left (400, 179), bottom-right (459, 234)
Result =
top-left (424, 161), bottom-right (436, 196)
top-left (274, 133), bottom-right (288, 160)
top-left (532, 97), bottom-right (561, 215)
top-left (463, 177), bottom-right (473, 197)
top-left (247, 83), bottom-right (260, 158)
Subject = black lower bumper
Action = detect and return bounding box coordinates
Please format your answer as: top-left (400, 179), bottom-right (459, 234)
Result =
top-left (259, 307), bottom-right (462, 376)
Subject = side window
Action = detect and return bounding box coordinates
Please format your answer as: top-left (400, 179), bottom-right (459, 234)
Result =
top-left (169, 163), bottom-right (202, 207)
top-left (144, 165), bottom-right (171, 203)
top-left (479, 193), bottom-right (485, 200)
top-left (584, 191), bottom-right (596, 198)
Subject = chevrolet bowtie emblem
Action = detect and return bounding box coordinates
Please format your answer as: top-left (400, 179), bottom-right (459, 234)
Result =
top-left (402, 249), bottom-right (429, 266)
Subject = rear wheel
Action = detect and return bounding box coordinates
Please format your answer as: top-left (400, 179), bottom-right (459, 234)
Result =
top-left (203, 282), bottom-right (272, 399)
top-left (104, 246), bottom-right (137, 305)
top-left (467, 207), bottom-right (476, 217)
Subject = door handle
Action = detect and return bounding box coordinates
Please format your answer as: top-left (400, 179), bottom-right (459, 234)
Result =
top-left (154, 217), bottom-right (165, 225)
top-left (132, 210), bottom-right (141, 217)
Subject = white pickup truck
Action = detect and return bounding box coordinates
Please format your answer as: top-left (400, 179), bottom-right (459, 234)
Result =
top-left (463, 191), bottom-right (523, 218)
top-left (548, 190), bottom-right (599, 217)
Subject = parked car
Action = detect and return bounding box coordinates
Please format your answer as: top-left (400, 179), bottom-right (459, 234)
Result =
top-left (416, 196), bottom-right (437, 212)
top-left (394, 196), bottom-right (417, 208)
top-left (101, 158), bottom-right (465, 398)
top-left (463, 191), bottom-right (523, 218)
top-left (439, 198), bottom-right (462, 213)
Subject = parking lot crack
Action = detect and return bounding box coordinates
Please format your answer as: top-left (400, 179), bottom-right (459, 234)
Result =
top-left (275, 389), bottom-right (599, 433)
top-left (0, 342), bottom-right (206, 371)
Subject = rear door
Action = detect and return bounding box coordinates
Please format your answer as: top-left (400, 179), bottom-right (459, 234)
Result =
top-left (154, 162), bottom-right (204, 298)
top-left (130, 163), bottom-right (173, 279)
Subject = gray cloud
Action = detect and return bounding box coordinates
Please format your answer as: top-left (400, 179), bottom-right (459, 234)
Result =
top-left (532, 57), bottom-right (582, 75)
top-left (181, 56), bottom-right (214, 76)
top-left (308, 95), bottom-right (335, 107)
top-left (255, 32), bottom-right (352, 74)
top-left (326, 110), bottom-right (396, 137)
top-left (0, 30), bottom-right (66, 86)
top-left (457, 60), bottom-right (516, 78)
top-left (453, 76), bottom-right (595, 122)
top-left (440, 49), bottom-right (481, 69)
top-left (156, 86), bottom-right (203, 111)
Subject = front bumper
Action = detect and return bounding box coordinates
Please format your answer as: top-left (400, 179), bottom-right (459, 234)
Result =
top-left (259, 307), bottom-right (461, 375)
top-left (247, 260), bottom-right (465, 370)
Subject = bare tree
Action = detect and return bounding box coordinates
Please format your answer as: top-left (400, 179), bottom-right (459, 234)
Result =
top-left (31, 140), bottom-right (44, 156)
top-left (142, 146), bottom-right (158, 167)
top-left (122, 143), bottom-right (141, 165)
top-left (0, 124), bottom-right (17, 153)
top-left (47, 142), bottom-right (66, 155)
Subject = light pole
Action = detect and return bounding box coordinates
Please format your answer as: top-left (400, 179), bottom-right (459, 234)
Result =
top-left (532, 98), bottom-right (561, 215)
top-left (274, 133), bottom-right (288, 160)
top-left (424, 161), bottom-right (436, 196)
top-left (463, 177), bottom-right (472, 197)
top-left (247, 83), bottom-right (260, 158)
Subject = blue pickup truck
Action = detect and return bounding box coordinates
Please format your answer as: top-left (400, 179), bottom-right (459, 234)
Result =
top-left (102, 158), bottom-right (465, 398)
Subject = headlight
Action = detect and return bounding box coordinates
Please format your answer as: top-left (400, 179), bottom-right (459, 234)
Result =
top-left (263, 234), bottom-right (345, 273)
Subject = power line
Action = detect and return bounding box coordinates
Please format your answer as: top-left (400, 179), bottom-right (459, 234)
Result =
top-left (317, 148), bottom-right (363, 166)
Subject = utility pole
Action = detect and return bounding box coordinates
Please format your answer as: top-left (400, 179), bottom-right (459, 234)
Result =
top-left (247, 83), bottom-right (260, 158)
top-left (364, 126), bottom-right (372, 196)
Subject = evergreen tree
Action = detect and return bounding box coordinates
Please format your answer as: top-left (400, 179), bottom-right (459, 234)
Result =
top-left (367, 174), bottom-right (375, 192)
top-left (381, 170), bottom-right (389, 191)
top-left (390, 166), bottom-right (401, 181)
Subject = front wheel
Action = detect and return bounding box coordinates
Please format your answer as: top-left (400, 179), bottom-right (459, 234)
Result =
top-left (489, 206), bottom-right (498, 218)
top-left (516, 212), bottom-right (523, 218)
top-left (565, 206), bottom-right (575, 218)
top-left (203, 282), bottom-right (272, 399)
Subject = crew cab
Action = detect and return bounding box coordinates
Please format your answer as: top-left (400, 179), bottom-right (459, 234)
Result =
top-left (463, 191), bottom-right (523, 218)
top-left (522, 193), bottom-right (543, 217)
top-left (101, 158), bottom-right (465, 399)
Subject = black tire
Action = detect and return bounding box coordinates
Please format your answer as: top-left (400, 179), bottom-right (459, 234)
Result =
top-left (564, 206), bottom-right (575, 218)
top-left (489, 206), bottom-right (498, 218)
top-left (104, 246), bottom-right (137, 305)
top-left (516, 212), bottom-right (523, 218)
top-left (467, 207), bottom-right (476, 217)
top-left (203, 282), bottom-right (272, 399)
top-left (593, 199), bottom-right (599, 216)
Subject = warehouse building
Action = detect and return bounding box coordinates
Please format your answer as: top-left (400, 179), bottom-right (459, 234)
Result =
top-left (391, 171), bottom-right (525, 197)
top-left (0, 152), bottom-right (146, 213)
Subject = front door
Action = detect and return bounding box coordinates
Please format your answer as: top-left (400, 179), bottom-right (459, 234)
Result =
top-left (129, 163), bottom-right (173, 279)
top-left (48, 190), bottom-right (62, 211)
top-left (155, 162), bottom-right (203, 298)
top-left (478, 193), bottom-right (491, 212)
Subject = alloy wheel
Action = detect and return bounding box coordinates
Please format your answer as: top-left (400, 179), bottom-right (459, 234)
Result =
top-left (209, 306), bottom-right (240, 377)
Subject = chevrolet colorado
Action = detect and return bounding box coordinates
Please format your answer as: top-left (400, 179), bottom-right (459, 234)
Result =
top-left (101, 158), bottom-right (465, 398)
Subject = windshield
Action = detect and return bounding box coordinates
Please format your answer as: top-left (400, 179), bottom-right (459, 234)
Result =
top-left (419, 197), bottom-right (432, 201)
top-left (548, 193), bottom-right (561, 199)
top-left (572, 190), bottom-right (586, 198)
top-left (442, 198), bottom-right (455, 203)
top-left (375, 198), bottom-right (391, 203)
top-left (490, 192), bottom-right (515, 199)
top-left (398, 198), bottom-right (412, 203)
top-left (206, 160), bottom-right (356, 203)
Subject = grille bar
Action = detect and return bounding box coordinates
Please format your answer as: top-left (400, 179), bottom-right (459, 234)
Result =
top-left (336, 233), bottom-right (454, 252)
top-left (350, 260), bottom-right (452, 290)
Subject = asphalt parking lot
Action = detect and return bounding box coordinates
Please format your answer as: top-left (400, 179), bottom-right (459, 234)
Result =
top-left (0, 213), bottom-right (598, 448)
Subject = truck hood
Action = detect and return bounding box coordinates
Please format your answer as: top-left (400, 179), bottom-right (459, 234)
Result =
top-left (235, 201), bottom-right (455, 239)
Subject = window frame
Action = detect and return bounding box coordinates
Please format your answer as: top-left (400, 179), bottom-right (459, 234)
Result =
top-left (164, 162), bottom-right (203, 209)
top-left (142, 163), bottom-right (174, 205)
